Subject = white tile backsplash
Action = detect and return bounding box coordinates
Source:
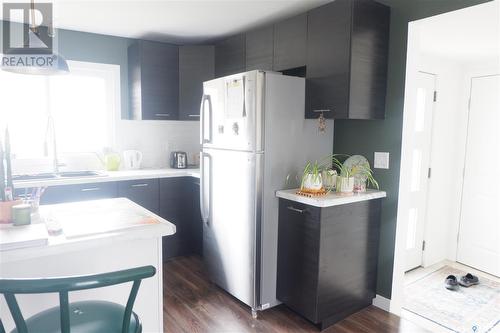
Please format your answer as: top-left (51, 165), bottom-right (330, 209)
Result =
top-left (12, 120), bottom-right (200, 175)
top-left (114, 119), bottom-right (200, 168)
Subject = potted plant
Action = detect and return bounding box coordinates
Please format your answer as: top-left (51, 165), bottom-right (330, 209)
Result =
top-left (351, 165), bottom-right (379, 192)
top-left (300, 161), bottom-right (323, 193)
top-left (330, 155), bottom-right (355, 194)
top-left (321, 168), bottom-right (337, 191)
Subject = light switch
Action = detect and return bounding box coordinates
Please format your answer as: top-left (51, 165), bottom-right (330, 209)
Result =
top-left (374, 152), bottom-right (390, 169)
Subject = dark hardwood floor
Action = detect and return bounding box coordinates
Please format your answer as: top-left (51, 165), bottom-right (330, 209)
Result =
top-left (163, 256), bottom-right (428, 333)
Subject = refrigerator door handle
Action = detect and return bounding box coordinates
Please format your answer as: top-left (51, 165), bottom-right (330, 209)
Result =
top-left (200, 94), bottom-right (213, 144)
top-left (200, 151), bottom-right (212, 225)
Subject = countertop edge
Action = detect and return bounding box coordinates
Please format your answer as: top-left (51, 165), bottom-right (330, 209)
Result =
top-left (275, 189), bottom-right (387, 208)
top-left (13, 168), bottom-right (200, 189)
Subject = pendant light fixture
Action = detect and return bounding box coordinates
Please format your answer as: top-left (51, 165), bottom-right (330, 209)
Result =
top-left (2, 0), bottom-right (69, 75)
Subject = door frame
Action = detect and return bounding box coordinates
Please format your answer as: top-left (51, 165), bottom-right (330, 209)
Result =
top-left (390, 12), bottom-right (500, 315)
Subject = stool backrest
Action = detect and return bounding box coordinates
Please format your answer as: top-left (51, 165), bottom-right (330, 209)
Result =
top-left (0, 265), bottom-right (156, 333)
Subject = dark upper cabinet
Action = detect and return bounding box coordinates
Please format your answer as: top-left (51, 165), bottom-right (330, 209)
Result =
top-left (245, 25), bottom-right (274, 71)
top-left (273, 13), bottom-right (307, 72)
top-left (305, 0), bottom-right (390, 119)
top-left (214, 34), bottom-right (246, 78)
top-left (128, 40), bottom-right (179, 120)
top-left (117, 178), bottom-right (160, 214)
top-left (179, 45), bottom-right (215, 120)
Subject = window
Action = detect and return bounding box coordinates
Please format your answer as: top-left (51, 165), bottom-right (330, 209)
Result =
top-left (0, 61), bottom-right (120, 158)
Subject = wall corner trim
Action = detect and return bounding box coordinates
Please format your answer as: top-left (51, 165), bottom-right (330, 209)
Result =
top-left (372, 294), bottom-right (391, 312)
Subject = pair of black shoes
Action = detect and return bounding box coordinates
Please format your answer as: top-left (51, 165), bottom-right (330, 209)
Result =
top-left (445, 273), bottom-right (479, 291)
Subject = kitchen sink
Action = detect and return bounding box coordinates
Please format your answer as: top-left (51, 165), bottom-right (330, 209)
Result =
top-left (57, 171), bottom-right (104, 178)
top-left (12, 173), bottom-right (58, 181)
top-left (13, 171), bottom-right (106, 182)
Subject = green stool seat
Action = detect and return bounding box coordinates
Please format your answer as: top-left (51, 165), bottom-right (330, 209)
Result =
top-left (0, 266), bottom-right (156, 333)
top-left (11, 301), bottom-right (141, 333)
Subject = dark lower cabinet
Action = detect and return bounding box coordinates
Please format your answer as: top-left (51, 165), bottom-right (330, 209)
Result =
top-left (38, 182), bottom-right (118, 204)
top-left (160, 177), bottom-right (202, 259)
top-left (277, 198), bottom-right (382, 329)
top-left (214, 34), bottom-right (246, 78)
top-left (305, 0), bottom-right (390, 119)
top-left (117, 178), bottom-right (159, 214)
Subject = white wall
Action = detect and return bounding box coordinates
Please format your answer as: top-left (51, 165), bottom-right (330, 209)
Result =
top-left (420, 56), bottom-right (500, 267)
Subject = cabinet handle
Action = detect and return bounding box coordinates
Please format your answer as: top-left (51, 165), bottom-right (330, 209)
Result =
top-left (287, 206), bottom-right (306, 213)
top-left (131, 183), bottom-right (149, 188)
top-left (81, 187), bottom-right (100, 192)
top-left (313, 109), bottom-right (332, 113)
top-left (188, 114), bottom-right (200, 117)
top-left (155, 113), bottom-right (170, 117)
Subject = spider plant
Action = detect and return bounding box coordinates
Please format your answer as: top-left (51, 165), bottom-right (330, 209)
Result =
top-left (300, 160), bottom-right (323, 190)
top-left (351, 164), bottom-right (379, 190)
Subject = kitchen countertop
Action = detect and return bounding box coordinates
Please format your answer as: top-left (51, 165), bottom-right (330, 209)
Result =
top-left (0, 197), bottom-right (176, 262)
top-left (13, 168), bottom-right (200, 188)
top-left (275, 189), bottom-right (386, 208)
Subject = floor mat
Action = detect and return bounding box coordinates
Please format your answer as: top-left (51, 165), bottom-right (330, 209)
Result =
top-left (404, 266), bottom-right (500, 333)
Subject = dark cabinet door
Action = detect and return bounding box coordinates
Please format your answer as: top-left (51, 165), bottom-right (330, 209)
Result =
top-left (117, 178), bottom-right (159, 214)
top-left (348, 0), bottom-right (390, 119)
top-left (215, 34), bottom-right (246, 78)
top-left (277, 200), bottom-right (321, 323)
top-left (128, 40), bottom-right (179, 120)
top-left (305, 0), bottom-right (352, 119)
top-left (305, 0), bottom-right (390, 120)
top-left (160, 177), bottom-right (202, 259)
top-left (245, 25), bottom-right (274, 71)
top-left (273, 13), bottom-right (307, 71)
top-left (179, 45), bottom-right (215, 120)
top-left (40, 182), bottom-right (118, 205)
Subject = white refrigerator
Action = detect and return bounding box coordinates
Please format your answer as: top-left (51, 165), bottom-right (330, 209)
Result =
top-left (200, 70), bottom-right (333, 315)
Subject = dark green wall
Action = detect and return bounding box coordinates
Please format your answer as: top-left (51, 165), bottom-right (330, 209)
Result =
top-left (333, 0), bottom-right (492, 298)
top-left (57, 30), bottom-right (133, 119)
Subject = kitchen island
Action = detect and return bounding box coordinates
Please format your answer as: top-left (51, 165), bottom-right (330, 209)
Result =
top-left (0, 198), bottom-right (175, 333)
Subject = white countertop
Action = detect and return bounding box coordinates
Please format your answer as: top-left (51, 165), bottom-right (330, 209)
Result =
top-left (0, 198), bottom-right (176, 263)
top-left (13, 168), bottom-right (200, 189)
top-left (275, 189), bottom-right (387, 208)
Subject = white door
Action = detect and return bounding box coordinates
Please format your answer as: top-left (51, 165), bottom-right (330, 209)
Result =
top-left (405, 72), bottom-right (436, 272)
top-left (457, 75), bottom-right (500, 277)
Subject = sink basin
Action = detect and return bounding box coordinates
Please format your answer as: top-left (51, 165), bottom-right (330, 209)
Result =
top-left (12, 173), bottom-right (58, 181)
top-left (13, 171), bottom-right (106, 182)
top-left (57, 171), bottom-right (105, 178)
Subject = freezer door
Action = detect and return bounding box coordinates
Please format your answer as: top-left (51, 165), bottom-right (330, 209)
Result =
top-left (201, 71), bottom-right (263, 152)
top-left (201, 147), bottom-right (261, 309)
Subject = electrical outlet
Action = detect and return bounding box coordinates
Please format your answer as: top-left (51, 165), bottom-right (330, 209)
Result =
top-left (374, 152), bottom-right (390, 169)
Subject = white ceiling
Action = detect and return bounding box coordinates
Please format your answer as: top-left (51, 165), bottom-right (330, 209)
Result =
top-left (16, 0), bottom-right (332, 43)
top-left (416, 0), bottom-right (500, 62)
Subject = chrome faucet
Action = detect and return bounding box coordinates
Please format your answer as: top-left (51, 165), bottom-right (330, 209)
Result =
top-left (43, 115), bottom-right (64, 174)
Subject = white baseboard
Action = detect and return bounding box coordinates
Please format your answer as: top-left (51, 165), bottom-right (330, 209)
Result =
top-left (372, 294), bottom-right (391, 312)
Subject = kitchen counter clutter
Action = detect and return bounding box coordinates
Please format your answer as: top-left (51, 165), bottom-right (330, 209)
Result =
top-left (275, 189), bottom-right (386, 207)
top-left (0, 198), bottom-right (175, 332)
top-left (13, 168), bottom-right (200, 189)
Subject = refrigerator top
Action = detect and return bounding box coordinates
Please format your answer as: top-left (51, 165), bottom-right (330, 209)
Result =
top-left (201, 70), bottom-right (268, 152)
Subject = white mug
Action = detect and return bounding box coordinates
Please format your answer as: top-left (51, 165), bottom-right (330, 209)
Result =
top-left (123, 150), bottom-right (143, 170)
